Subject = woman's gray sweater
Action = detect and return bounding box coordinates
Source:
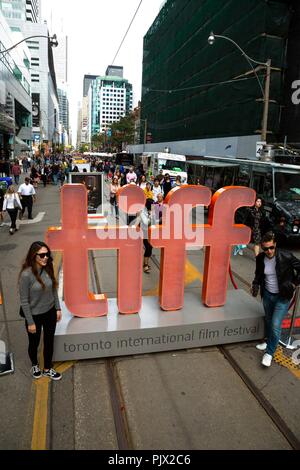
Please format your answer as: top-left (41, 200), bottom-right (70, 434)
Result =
top-left (19, 268), bottom-right (60, 325)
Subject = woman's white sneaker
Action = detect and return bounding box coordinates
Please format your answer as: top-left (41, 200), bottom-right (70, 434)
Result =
top-left (262, 353), bottom-right (272, 367)
top-left (31, 365), bottom-right (42, 379)
top-left (43, 368), bottom-right (62, 381)
top-left (256, 342), bottom-right (267, 351)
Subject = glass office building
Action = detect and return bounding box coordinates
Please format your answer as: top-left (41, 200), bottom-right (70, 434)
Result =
top-left (89, 72), bottom-right (133, 137)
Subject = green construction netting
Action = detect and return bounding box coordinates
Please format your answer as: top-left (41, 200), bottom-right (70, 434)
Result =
top-left (141, 0), bottom-right (291, 143)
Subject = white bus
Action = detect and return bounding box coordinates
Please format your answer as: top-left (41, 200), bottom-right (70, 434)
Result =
top-left (187, 155), bottom-right (300, 243)
top-left (136, 152), bottom-right (188, 183)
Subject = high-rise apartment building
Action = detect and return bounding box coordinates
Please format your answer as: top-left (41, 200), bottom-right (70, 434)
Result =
top-left (89, 69), bottom-right (133, 138)
top-left (83, 74), bottom-right (98, 97)
top-left (25, 0), bottom-right (41, 22)
top-left (0, 8), bottom-right (32, 157)
top-left (0, 0), bottom-right (41, 23)
top-left (133, 0), bottom-right (297, 158)
top-left (1, 0), bottom-right (60, 152)
top-left (106, 65), bottom-right (123, 78)
top-left (53, 33), bottom-right (70, 144)
top-left (53, 34), bottom-right (68, 84)
top-left (58, 88), bottom-right (69, 137)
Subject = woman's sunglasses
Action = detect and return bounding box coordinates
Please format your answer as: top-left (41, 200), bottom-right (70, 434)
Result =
top-left (36, 252), bottom-right (51, 259)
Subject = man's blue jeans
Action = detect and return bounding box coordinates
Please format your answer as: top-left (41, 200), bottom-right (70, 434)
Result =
top-left (263, 290), bottom-right (290, 356)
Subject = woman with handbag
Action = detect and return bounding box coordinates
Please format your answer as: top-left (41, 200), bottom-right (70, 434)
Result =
top-left (19, 241), bottom-right (62, 380)
top-left (2, 185), bottom-right (22, 234)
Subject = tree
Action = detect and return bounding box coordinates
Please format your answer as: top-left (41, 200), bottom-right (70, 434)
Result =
top-left (91, 133), bottom-right (105, 151)
top-left (109, 113), bottom-right (135, 151)
top-left (79, 144), bottom-right (89, 153)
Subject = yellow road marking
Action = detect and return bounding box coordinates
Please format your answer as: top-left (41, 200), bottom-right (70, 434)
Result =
top-left (145, 258), bottom-right (203, 296)
top-left (31, 379), bottom-right (49, 450)
top-left (274, 347), bottom-right (300, 380)
top-left (55, 361), bottom-right (75, 375)
top-left (31, 362), bottom-right (76, 450)
top-left (184, 259), bottom-right (203, 284)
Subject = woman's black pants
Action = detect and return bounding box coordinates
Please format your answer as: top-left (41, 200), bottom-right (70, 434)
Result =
top-left (7, 208), bottom-right (18, 229)
top-left (143, 239), bottom-right (153, 258)
top-left (26, 307), bottom-right (57, 370)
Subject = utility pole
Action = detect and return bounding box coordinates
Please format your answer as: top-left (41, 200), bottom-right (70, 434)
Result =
top-left (261, 59), bottom-right (271, 143)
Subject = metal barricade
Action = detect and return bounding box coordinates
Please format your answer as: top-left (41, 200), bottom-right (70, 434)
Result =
top-left (279, 286), bottom-right (300, 350)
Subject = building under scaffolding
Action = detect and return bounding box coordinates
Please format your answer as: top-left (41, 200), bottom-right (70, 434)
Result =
top-left (130, 0), bottom-right (300, 159)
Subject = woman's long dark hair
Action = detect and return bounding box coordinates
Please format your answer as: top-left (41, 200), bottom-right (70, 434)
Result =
top-left (19, 241), bottom-right (58, 289)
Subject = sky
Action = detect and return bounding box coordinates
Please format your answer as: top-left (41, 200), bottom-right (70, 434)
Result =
top-left (42, 0), bottom-right (165, 145)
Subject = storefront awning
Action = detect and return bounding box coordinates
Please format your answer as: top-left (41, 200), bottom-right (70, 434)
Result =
top-left (15, 136), bottom-right (30, 150)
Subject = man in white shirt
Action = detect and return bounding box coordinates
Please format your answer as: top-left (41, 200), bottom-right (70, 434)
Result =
top-left (18, 177), bottom-right (36, 219)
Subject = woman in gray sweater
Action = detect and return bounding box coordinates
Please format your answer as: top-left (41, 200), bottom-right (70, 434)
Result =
top-left (19, 241), bottom-right (62, 380)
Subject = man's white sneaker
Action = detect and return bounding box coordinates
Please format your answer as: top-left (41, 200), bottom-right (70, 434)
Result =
top-left (262, 353), bottom-right (272, 367)
top-left (256, 342), bottom-right (267, 351)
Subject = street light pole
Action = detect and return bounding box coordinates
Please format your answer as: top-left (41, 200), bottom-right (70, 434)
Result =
top-left (208, 32), bottom-right (271, 142)
top-left (0, 34), bottom-right (58, 55)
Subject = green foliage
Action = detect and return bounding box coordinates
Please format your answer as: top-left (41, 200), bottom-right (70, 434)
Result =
top-left (91, 133), bottom-right (105, 151)
top-left (79, 144), bottom-right (89, 153)
top-left (109, 113), bottom-right (135, 151)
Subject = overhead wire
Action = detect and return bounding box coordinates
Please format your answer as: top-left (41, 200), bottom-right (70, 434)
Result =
top-left (144, 74), bottom-right (264, 94)
top-left (110, 0), bottom-right (143, 66)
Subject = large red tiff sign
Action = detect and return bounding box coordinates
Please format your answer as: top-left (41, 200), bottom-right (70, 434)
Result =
top-left (46, 184), bottom-right (255, 317)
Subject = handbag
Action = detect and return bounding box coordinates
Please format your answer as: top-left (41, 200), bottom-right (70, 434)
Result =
top-left (19, 306), bottom-right (25, 318)
top-left (13, 195), bottom-right (20, 210)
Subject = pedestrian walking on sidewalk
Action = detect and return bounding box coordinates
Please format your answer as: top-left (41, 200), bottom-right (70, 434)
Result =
top-left (244, 197), bottom-right (270, 257)
top-left (251, 231), bottom-right (300, 367)
top-left (110, 176), bottom-right (120, 219)
top-left (18, 177), bottom-right (36, 220)
top-left (19, 242), bottom-right (62, 381)
top-left (136, 198), bottom-right (154, 273)
top-left (2, 185), bottom-right (22, 234)
top-left (11, 160), bottom-right (21, 185)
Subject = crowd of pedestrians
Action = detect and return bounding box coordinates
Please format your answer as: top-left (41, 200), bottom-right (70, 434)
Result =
top-left (106, 163), bottom-right (184, 273)
top-left (0, 153), bottom-right (83, 235)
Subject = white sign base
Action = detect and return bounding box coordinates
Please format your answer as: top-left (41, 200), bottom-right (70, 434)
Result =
top-left (53, 290), bottom-right (264, 361)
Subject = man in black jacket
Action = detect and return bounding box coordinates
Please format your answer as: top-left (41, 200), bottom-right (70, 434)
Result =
top-left (251, 231), bottom-right (300, 367)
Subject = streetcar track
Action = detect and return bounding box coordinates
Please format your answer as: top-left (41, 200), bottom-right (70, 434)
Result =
top-left (89, 251), bottom-right (133, 450)
top-left (218, 346), bottom-right (300, 450)
top-left (47, 249), bottom-right (299, 450)
top-left (152, 251), bottom-right (300, 449)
